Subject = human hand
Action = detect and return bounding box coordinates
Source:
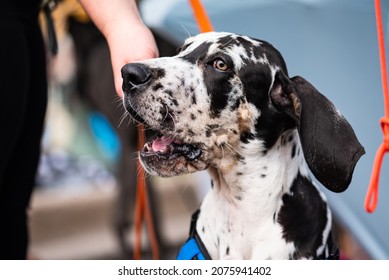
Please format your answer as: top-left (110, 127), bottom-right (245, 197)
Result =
top-left (106, 22), bottom-right (159, 97)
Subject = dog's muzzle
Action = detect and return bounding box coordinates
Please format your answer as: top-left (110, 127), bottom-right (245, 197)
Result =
top-left (121, 63), bottom-right (208, 177)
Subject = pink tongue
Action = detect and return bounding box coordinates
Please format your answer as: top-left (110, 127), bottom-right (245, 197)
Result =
top-left (152, 136), bottom-right (174, 152)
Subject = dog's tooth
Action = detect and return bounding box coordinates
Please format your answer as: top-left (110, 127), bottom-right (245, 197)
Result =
top-left (144, 142), bottom-right (152, 152)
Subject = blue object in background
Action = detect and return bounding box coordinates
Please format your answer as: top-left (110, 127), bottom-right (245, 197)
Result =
top-left (141, 0), bottom-right (389, 259)
top-left (89, 112), bottom-right (121, 163)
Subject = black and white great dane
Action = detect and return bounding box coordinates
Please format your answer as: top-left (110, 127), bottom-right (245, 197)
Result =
top-left (121, 32), bottom-right (365, 260)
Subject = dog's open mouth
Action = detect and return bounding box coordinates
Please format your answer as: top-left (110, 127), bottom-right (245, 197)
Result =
top-left (139, 134), bottom-right (206, 177)
top-left (141, 135), bottom-right (202, 161)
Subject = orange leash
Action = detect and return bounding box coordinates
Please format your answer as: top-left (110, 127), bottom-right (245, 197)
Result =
top-left (189, 0), bottom-right (214, 32)
top-left (132, 0), bottom-right (213, 259)
top-left (365, 0), bottom-right (389, 213)
top-left (133, 125), bottom-right (159, 259)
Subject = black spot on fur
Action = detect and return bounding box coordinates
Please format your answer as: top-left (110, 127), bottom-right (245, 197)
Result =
top-left (191, 114), bottom-right (196, 120)
top-left (226, 246), bottom-right (230, 256)
top-left (182, 41), bottom-right (212, 64)
top-left (172, 99), bottom-right (179, 106)
top-left (165, 90), bottom-right (173, 97)
top-left (236, 153), bottom-right (245, 161)
top-left (261, 174), bottom-right (266, 178)
top-left (240, 131), bottom-right (254, 143)
top-left (188, 129), bottom-right (195, 136)
top-left (277, 173), bottom-right (329, 259)
top-left (153, 67), bottom-right (166, 79)
top-left (291, 143), bottom-right (296, 158)
top-left (206, 73), bottom-right (234, 118)
top-left (191, 94), bottom-right (197, 105)
top-left (202, 227), bottom-right (205, 233)
top-left (230, 96), bottom-right (243, 111)
top-left (206, 124), bottom-right (219, 137)
top-left (152, 83), bottom-right (163, 91)
top-left (236, 172), bottom-right (243, 176)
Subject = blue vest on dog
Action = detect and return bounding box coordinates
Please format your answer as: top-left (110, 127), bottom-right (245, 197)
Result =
top-left (176, 210), bottom-right (211, 260)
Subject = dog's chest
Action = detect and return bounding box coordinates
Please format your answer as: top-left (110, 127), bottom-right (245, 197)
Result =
top-left (197, 190), bottom-right (296, 260)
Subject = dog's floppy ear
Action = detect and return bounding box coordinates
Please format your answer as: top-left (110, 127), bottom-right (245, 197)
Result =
top-left (270, 70), bottom-right (365, 192)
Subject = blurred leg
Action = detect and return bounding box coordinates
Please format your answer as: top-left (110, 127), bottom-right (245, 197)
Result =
top-left (0, 17), bottom-right (47, 259)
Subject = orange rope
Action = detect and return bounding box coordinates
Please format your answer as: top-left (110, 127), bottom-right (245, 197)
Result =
top-left (189, 0), bottom-right (214, 33)
top-left (132, 0), bottom-right (213, 259)
top-left (365, 0), bottom-right (389, 213)
top-left (133, 125), bottom-right (159, 259)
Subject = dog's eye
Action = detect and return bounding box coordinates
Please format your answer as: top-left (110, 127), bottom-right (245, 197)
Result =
top-left (212, 59), bottom-right (229, 71)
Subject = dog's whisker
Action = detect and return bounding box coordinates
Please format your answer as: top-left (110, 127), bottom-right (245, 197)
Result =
top-left (179, 22), bottom-right (192, 41)
top-left (118, 111), bottom-right (130, 128)
top-left (168, 112), bottom-right (178, 134)
top-left (225, 142), bottom-right (244, 160)
top-left (160, 105), bottom-right (171, 125)
top-left (219, 144), bottom-right (226, 169)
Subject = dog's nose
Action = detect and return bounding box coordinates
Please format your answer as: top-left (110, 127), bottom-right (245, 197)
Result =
top-left (121, 63), bottom-right (151, 92)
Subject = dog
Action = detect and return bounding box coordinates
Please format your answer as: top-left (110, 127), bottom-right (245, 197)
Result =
top-left (121, 32), bottom-right (365, 259)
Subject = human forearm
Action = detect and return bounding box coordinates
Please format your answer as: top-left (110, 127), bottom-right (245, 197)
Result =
top-left (79, 0), bottom-right (142, 41)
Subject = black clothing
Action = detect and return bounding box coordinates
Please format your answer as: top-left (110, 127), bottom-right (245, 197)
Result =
top-left (0, 1), bottom-right (47, 259)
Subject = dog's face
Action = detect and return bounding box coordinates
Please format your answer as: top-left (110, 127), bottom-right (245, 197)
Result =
top-left (122, 32), bottom-right (287, 176)
top-left (122, 32), bottom-right (364, 192)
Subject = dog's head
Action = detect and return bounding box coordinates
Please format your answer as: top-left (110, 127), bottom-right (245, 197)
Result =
top-left (122, 32), bottom-right (364, 192)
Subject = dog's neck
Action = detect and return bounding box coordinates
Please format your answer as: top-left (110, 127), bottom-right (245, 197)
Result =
top-left (209, 129), bottom-right (307, 210)
top-left (198, 129), bottom-right (309, 259)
